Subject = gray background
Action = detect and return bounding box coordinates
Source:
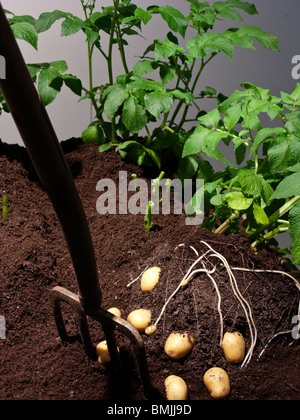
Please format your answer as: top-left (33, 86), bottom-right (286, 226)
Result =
top-left (1, 0), bottom-right (299, 253)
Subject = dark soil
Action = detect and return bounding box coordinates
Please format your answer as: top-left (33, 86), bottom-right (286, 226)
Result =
top-left (0, 138), bottom-right (299, 401)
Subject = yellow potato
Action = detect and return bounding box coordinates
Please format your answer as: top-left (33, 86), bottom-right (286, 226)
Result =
top-left (222, 331), bottom-right (245, 364)
top-left (141, 267), bottom-right (161, 292)
top-left (96, 340), bottom-right (119, 365)
top-left (145, 324), bottom-right (157, 336)
top-left (164, 332), bottom-right (195, 360)
top-left (165, 375), bottom-right (188, 400)
top-left (127, 309), bottom-right (151, 333)
top-left (203, 367), bottom-right (230, 400)
top-left (108, 307), bottom-right (122, 317)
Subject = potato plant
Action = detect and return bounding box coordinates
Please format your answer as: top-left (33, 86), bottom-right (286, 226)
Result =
top-left (1, 1), bottom-right (279, 170)
top-left (183, 82), bottom-right (300, 263)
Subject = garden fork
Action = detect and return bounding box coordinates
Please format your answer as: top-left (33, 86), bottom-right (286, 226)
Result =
top-left (0, 3), bottom-right (156, 399)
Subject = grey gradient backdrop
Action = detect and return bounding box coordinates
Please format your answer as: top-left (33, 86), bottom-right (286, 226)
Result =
top-left (1, 0), bottom-right (299, 252)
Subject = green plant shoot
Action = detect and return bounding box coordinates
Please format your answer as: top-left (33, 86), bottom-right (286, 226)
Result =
top-left (145, 201), bottom-right (154, 233)
top-left (2, 195), bottom-right (7, 221)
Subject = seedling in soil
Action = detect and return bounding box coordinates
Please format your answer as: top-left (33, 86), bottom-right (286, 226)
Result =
top-left (2, 194), bottom-right (7, 221)
top-left (144, 201), bottom-right (154, 232)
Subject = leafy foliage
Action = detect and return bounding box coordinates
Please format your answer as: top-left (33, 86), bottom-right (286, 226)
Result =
top-left (182, 82), bottom-right (300, 263)
top-left (1, 1), bottom-right (279, 168)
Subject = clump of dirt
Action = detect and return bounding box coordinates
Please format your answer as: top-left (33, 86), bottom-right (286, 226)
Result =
top-left (0, 138), bottom-right (299, 400)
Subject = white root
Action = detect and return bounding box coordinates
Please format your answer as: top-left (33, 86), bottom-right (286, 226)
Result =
top-left (231, 266), bottom-right (300, 358)
top-left (132, 242), bottom-right (300, 368)
top-left (201, 241), bottom-right (257, 368)
top-left (127, 266), bottom-right (148, 288)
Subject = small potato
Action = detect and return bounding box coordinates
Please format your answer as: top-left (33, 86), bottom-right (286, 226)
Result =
top-left (108, 307), bottom-right (122, 317)
top-left (145, 324), bottom-right (157, 336)
top-left (96, 340), bottom-right (119, 365)
top-left (127, 309), bottom-right (151, 333)
top-left (141, 267), bottom-right (161, 292)
top-left (203, 367), bottom-right (230, 400)
top-left (165, 375), bottom-right (188, 400)
top-left (164, 332), bottom-right (195, 360)
top-left (222, 331), bottom-right (245, 364)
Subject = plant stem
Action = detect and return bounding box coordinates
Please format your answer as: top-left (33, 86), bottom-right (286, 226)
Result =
top-left (81, 0), bottom-right (97, 119)
top-left (115, 13), bottom-right (129, 74)
top-left (145, 201), bottom-right (154, 232)
top-left (175, 54), bottom-right (216, 133)
top-left (249, 195), bottom-right (300, 244)
top-left (3, 195), bottom-right (7, 221)
top-left (215, 210), bottom-right (240, 234)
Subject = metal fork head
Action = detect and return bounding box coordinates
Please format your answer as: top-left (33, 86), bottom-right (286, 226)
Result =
top-left (49, 285), bottom-right (158, 399)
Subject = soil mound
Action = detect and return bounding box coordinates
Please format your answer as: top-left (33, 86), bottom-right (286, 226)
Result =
top-left (0, 138), bottom-right (299, 400)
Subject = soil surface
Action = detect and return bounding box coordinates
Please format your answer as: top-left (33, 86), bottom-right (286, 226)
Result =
top-left (0, 138), bottom-right (299, 401)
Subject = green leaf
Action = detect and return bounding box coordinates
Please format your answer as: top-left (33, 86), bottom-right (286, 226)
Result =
top-left (289, 201), bottom-right (300, 243)
top-left (134, 8), bottom-right (152, 24)
top-left (253, 202), bottom-right (269, 225)
top-left (129, 76), bottom-right (165, 92)
top-left (260, 177), bottom-right (274, 206)
top-left (11, 22), bottom-right (38, 49)
top-left (154, 38), bottom-right (178, 60)
top-left (238, 169), bottom-right (263, 198)
top-left (291, 241), bottom-right (300, 265)
top-left (122, 96), bottom-right (148, 133)
top-left (187, 33), bottom-right (234, 59)
top-left (220, 0), bottom-right (258, 15)
top-left (218, 8), bottom-right (243, 21)
top-left (235, 26), bottom-right (279, 51)
top-left (224, 103), bottom-right (242, 130)
top-left (183, 125), bottom-right (230, 164)
top-left (38, 68), bottom-right (63, 106)
top-left (104, 85), bottom-right (129, 121)
top-left (286, 118), bottom-right (300, 135)
top-left (177, 155), bottom-right (199, 181)
top-left (198, 109), bottom-right (220, 127)
top-left (133, 60), bottom-right (158, 76)
top-left (271, 173), bottom-right (300, 199)
top-left (144, 91), bottom-right (173, 118)
top-left (225, 191), bottom-right (253, 210)
top-left (35, 10), bottom-right (68, 33)
top-left (62, 74), bottom-right (82, 96)
top-left (170, 89), bottom-right (194, 104)
top-left (158, 6), bottom-right (188, 38)
top-left (144, 148), bottom-right (161, 168)
top-left (61, 15), bottom-right (84, 36)
top-left (268, 134), bottom-right (300, 174)
top-left (250, 127), bottom-right (286, 155)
